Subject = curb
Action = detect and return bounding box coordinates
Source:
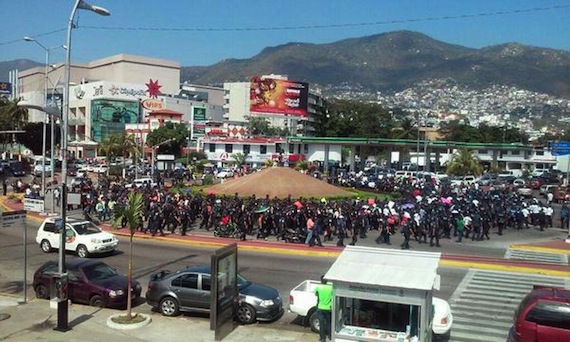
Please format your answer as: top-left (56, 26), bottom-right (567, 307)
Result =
top-left (440, 259), bottom-right (570, 277)
top-left (509, 243), bottom-right (570, 255)
top-left (106, 313), bottom-right (151, 330)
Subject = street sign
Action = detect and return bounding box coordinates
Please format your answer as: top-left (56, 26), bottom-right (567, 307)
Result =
top-left (24, 198), bottom-right (45, 212)
top-left (2, 210), bottom-right (26, 228)
top-left (551, 141), bottom-right (570, 156)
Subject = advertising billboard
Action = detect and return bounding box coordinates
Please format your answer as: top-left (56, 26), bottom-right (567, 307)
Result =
top-left (91, 99), bottom-right (140, 142)
top-left (250, 76), bottom-right (308, 117)
top-left (0, 82), bottom-right (12, 95)
top-left (210, 244), bottom-right (238, 341)
top-left (192, 106), bottom-right (207, 138)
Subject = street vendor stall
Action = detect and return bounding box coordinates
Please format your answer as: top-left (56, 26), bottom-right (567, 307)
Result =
top-left (324, 246), bottom-right (441, 342)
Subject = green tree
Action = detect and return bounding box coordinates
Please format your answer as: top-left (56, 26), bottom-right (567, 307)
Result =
top-left (0, 98), bottom-right (29, 145)
top-left (391, 118), bottom-right (417, 140)
top-left (231, 152), bottom-right (248, 168)
top-left (145, 122), bottom-right (188, 155)
top-left (98, 134), bottom-right (121, 161)
top-left (246, 116), bottom-right (271, 136)
top-left (446, 149), bottom-right (483, 176)
top-left (112, 192), bottom-right (144, 322)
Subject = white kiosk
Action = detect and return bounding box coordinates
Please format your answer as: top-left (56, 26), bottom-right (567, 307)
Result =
top-left (324, 246), bottom-right (441, 342)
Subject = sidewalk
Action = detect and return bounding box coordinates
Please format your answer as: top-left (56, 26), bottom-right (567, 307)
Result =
top-left (0, 295), bottom-right (314, 342)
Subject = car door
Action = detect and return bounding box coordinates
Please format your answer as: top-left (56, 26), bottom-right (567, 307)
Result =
top-left (65, 226), bottom-right (79, 252)
top-left (171, 273), bottom-right (201, 310)
top-left (198, 274), bottom-right (212, 310)
top-left (67, 268), bottom-right (89, 304)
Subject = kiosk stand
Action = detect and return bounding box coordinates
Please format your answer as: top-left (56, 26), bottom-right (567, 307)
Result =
top-left (324, 246), bottom-right (441, 342)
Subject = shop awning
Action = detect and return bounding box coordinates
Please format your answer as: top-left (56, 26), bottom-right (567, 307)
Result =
top-left (324, 246), bottom-right (440, 291)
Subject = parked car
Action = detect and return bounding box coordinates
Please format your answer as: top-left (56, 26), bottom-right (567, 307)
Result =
top-left (35, 217), bottom-right (119, 258)
top-left (512, 178), bottom-right (527, 188)
top-left (92, 164), bottom-right (109, 174)
top-left (32, 259), bottom-right (141, 308)
top-left (539, 184), bottom-right (559, 196)
top-left (288, 280), bottom-right (453, 338)
top-left (507, 285), bottom-right (570, 342)
top-left (124, 177), bottom-right (157, 189)
top-left (216, 169), bottom-right (235, 178)
top-left (517, 186), bottom-right (534, 198)
top-left (146, 265), bottom-right (283, 324)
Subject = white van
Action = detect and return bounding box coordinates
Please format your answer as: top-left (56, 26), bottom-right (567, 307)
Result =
top-left (33, 157), bottom-right (52, 176)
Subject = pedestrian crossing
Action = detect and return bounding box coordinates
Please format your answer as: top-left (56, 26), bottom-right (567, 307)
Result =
top-left (504, 248), bottom-right (569, 265)
top-left (447, 269), bottom-right (568, 342)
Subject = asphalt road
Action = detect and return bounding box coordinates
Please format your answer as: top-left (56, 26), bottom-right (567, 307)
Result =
top-left (0, 219), bottom-right (467, 334)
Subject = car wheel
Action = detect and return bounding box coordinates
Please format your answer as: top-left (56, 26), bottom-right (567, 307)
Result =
top-left (40, 239), bottom-right (52, 253)
top-left (89, 295), bottom-right (105, 308)
top-left (77, 245), bottom-right (89, 258)
top-left (309, 309), bottom-right (320, 333)
top-left (35, 284), bottom-right (49, 299)
top-left (236, 303), bottom-right (256, 324)
top-left (159, 296), bottom-right (180, 316)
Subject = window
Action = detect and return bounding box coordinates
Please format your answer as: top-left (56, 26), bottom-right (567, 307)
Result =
top-left (172, 274), bottom-right (198, 289)
top-left (511, 150), bottom-right (520, 155)
top-left (209, 144), bottom-right (216, 153)
top-left (225, 144), bottom-right (233, 153)
top-left (289, 144), bottom-right (295, 154)
top-left (260, 145), bottom-right (267, 154)
top-left (202, 275), bottom-right (211, 291)
top-left (525, 301), bottom-right (570, 330)
top-left (335, 297), bottom-right (421, 338)
top-left (43, 222), bottom-right (58, 233)
top-left (243, 145), bottom-right (250, 155)
top-left (536, 151), bottom-right (544, 156)
top-left (479, 150), bottom-right (488, 154)
top-left (304, 144), bottom-right (309, 154)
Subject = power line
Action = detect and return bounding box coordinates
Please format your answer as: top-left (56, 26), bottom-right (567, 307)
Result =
top-left (1, 4), bottom-right (569, 45)
top-left (81, 4), bottom-right (570, 32)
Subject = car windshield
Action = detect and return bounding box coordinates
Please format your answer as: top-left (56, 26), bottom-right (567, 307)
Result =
top-left (82, 263), bottom-right (118, 281)
top-left (237, 274), bottom-right (251, 289)
top-left (72, 222), bottom-right (102, 235)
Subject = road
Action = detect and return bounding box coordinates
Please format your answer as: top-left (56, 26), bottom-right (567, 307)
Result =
top-left (0, 219), bottom-right (467, 335)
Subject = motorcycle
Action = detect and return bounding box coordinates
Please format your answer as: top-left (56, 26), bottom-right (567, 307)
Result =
top-left (283, 228), bottom-right (307, 244)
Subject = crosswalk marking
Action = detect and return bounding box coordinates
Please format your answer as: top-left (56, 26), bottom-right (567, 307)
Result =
top-left (504, 248), bottom-right (569, 265)
top-left (447, 269), bottom-right (567, 342)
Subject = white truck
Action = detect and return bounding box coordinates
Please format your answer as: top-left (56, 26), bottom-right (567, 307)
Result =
top-left (288, 279), bottom-right (453, 337)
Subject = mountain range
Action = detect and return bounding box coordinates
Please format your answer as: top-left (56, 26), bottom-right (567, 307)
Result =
top-left (2, 31), bottom-right (570, 98)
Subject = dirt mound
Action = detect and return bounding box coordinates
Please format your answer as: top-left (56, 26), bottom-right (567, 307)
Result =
top-left (206, 167), bottom-right (353, 198)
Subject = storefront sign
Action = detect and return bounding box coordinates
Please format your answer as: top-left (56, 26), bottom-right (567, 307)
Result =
top-left (348, 284), bottom-right (405, 297)
top-left (141, 99), bottom-right (164, 111)
top-left (109, 84), bottom-right (146, 97)
top-left (193, 106), bottom-right (207, 121)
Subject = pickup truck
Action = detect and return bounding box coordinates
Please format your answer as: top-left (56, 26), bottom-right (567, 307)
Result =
top-left (288, 280), bottom-right (453, 338)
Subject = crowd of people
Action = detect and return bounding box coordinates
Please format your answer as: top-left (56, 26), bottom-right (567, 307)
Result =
top-left (64, 170), bottom-right (566, 250)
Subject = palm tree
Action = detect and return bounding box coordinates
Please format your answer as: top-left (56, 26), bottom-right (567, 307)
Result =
top-left (0, 98), bottom-right (28, 145)
top-left (446, 149), bottom-right (483, 176)
top-left (391, 118), bottom-right (417, 140)
top-left (112, 192), bottom-right (144, 321)
top-left (117, 133), bottom-right (139, 171)
top-left (231, 152), bottom-right (248, 168)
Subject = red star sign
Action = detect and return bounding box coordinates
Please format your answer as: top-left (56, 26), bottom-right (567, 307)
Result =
top-left (146, 79), bottom-right (162, 98)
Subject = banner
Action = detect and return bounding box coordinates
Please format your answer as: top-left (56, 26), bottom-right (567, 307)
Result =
top-left (0, 82), bottom-right (12, 95)
top-left (249, 76), bottom-right (308, 117)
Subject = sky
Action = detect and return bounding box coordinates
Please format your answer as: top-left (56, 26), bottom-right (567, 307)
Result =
top-left (1, 0), bottom-right (569, 67)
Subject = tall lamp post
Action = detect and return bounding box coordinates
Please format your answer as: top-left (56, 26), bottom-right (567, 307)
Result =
top-left (58, 0), bottom-right (110, 332)
top-left (22, 37), bottom-right (62, 197)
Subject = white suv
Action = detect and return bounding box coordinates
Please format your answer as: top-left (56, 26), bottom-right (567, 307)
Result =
top-left (36, 217), bottom-right (119, 258)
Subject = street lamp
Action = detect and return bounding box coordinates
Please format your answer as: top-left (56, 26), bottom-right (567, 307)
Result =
top-left (23, 37), bottom-right (63, 197)
top-left (57, 0), bottom-right (110, 332)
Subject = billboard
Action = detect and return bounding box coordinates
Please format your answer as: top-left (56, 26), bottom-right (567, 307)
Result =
top-left (91, 99), bottom-right (140, 142)
top-left (210, 244), bottom-right (238, 341)
top-left (250, 76), bottom-right (308, 117)
top-left (192, 106), bottom-right (207, 138)
top-left (0, 82), bottom-right (12, 95)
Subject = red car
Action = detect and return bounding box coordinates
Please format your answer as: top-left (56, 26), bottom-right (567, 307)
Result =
top-left (33, 259), bottom-right (141, 309)
top-left (508, 286), bottom-right (570, 342)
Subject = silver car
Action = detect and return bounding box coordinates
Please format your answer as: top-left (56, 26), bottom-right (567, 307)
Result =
top-left (146, 265), bottom-right (283, 324)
